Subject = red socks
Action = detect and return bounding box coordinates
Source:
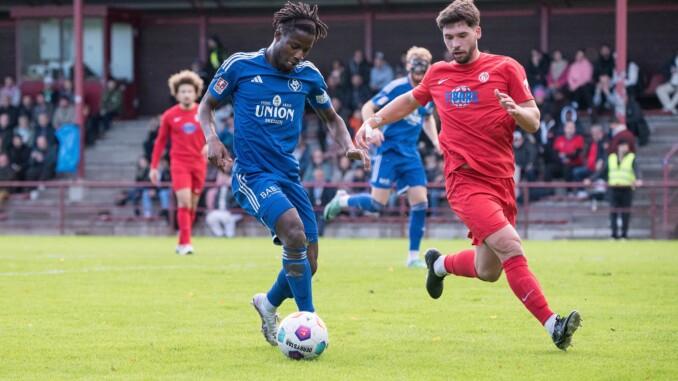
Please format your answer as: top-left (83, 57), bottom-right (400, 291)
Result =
top-left (444, 249), bottom-right (478, 278)
top-left (502, 255), bottom-right (554, 324)
top-left (177, 207), bottom-right (192, 245)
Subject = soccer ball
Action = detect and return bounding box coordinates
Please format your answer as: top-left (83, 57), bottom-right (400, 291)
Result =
top-left (276, 311), bottom-right (329, 360)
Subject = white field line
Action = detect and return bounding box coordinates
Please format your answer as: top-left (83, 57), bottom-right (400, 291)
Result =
top-left (0, 263), bottom-right (256, 277)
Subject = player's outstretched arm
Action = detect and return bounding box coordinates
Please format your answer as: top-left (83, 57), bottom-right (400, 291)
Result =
top-left (198, 93), bottom-right (232, 171)
top-left (422, 114), bottom-right (441, 154)
top-left (355, 91), bottom-right (421, 150)
top-left (315, 106), bottom-right (371, 172)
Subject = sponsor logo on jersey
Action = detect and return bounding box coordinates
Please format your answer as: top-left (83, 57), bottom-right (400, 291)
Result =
top-left (445, 85), bottom-right (479, 108)
top-left (315, 91), bottom-right (330, 104)
top-left (479, 72), bottom-right (489, 82)
top-left (523, 78), bottom-right (531, 94)
top-left (214, 78), bottom-right (228, 94)
top-left (259, 185), bottom-right (280, 199)
top-left (404, 110), bottom-right (423, 126)
top-left (288, 79), bottom-right (302, 92)
top-left (255, 95), bottom-right (295, 125)
top-left (181, 123), bottom-right (198, 134)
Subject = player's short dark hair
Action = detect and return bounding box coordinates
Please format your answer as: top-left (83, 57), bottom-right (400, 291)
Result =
top-left (273, 1), bottom-right (329, 40)
top-left (436, 0), bottom-right (480, 30)
top-left (167, 70), bottom-right (203, 97)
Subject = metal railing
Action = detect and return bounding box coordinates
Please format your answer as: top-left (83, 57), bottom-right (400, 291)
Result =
top-left (1, 180), bottom-right (677, 239)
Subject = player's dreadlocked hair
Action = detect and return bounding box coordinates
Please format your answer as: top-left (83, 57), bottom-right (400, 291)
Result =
top-left (167, 70), bottom-right (203, 97)
top-left (273, 1), bottom-right (329, 40)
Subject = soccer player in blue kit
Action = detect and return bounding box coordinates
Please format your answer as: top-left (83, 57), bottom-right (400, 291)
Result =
top-left (323, 46), bottom-right (440, 268)
top-left (198, 1), bottom-right (370, 346)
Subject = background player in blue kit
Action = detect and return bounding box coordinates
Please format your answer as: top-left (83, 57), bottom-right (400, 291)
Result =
top-left (323, 46), bottom-right (440, 268)
top-left (197, 1), bottom-right (370, 347)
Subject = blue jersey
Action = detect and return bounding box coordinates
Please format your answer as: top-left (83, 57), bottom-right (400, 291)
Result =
top-left (371, 76), bottom-right (433, 158)
top-left (208, 49), bottom-right (331, 179)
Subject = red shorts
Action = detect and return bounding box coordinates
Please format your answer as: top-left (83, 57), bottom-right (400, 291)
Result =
top-left (445, 167), bottom-right (517, 246)
top-left (171, 164), bottom-right (206, 195)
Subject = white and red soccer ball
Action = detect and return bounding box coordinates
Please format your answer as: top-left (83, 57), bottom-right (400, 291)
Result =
top-left (276, 311), bottom-right (329, 360)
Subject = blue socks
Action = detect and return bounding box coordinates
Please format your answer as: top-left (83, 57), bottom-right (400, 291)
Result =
top-left (409, 202), bottom-right (428, 251)
top-left (281, 246), bottom-right (314, 312)
top-left (348, 194), bottom-right (385, 212)
top-left (266, 269), bottom-right (293, 307)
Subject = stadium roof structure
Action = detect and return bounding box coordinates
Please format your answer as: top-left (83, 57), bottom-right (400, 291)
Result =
top-left (0, 0), bottom-right (674, 13)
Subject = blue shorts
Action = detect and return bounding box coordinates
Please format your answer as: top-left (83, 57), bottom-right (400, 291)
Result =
top-left (369, 150), bottom-right (426, 194)
top-left (232, 171), bottom-right (318, 244)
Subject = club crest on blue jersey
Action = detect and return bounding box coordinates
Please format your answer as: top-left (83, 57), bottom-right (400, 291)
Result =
top-left (445, 85), bottom-right (479, 108)
top-left (288, 79), bottom-right (302, 92)
top-left (182, 123), bottom-right (198, 134)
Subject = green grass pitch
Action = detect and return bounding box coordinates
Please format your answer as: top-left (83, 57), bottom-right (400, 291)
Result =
top-left (1, 236), bottom-right (677, 380)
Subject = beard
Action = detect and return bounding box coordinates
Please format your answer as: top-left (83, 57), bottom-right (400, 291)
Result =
top-left (452, 44), bottom-right (477, 64)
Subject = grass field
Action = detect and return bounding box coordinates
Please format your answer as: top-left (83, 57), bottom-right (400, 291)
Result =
top-left (1, 236), bottom-right (677, 380)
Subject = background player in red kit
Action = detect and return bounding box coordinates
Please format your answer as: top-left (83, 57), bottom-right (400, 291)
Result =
top-left (150, 70), bottom-right (207, 255)
top-left (354, 0), bottom-right (581, 350)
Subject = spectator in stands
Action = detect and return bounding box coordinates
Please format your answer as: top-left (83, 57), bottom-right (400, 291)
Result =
top-left (25, 135), bottom-right (58, 198)
top-left (593, 43), bottom-right (615, 85)
top-left (513, 130), bottom-right (538, 182)
top-left (190, 58), bottom-right (211, 100)
top-left (205, 165), bottom-right (242, 238)
top-left (546, 49), bottom-right (569, 100)
top-left (293, 137), bottom-right (311, 180)
top-left (609, 119), bottom-right (636, 154)
top-left (331, 155), bottom-right (355, 185)
top-left (585, 139), bottom-right (642, 240)
top-left (14, 115), bottom-right (33, 146)
top-left (0, 75), bottom-right (21, 107)
top-left (347, 49), bottom-right (371, 86)
top-left (8, 134), bottom-right (31, 182)
top-left (525, 48), bottom-right (549, 92)
top-left (0, 113), bottom-right (13, 152)
top-left (327, 58), bottom-right (348, 93)
top-left (613, 58), bottom-right (641, 100)
top-left (303, 149), bottom-right (332, 183)
top-left (655, 49), bottom-right (678, 115)
top-left (625, 94), bottom-right (650, 147)
top-left (52, 96), bottom-right (76, 129)
top-left (18, 94), bottom-right (34, 122)
top-left (42, 76), bottom-right (60, 106)
top-left (32, 93), bottom-right (53, 122)
top-left (424, 154), bottom-right (444, 216)
top-left (142, 115), bottom-right (160, 162)
top-left (347, 107), bottom-right (363, 140)
top-left (0, 153), bottom-right (15, 209)
top-left (95, 78), bottom-right (123, 133)
top-left (345, 73), bottom-right (372, 113)
top-left (0, 95), bottom-right (19, 127)
top-left (394, 52), bottom-right (408, 78)
top-left (566, 49), bottom-right (594, 112)
top-left (592, 73), bottom-right (616, 118)
top-left (33, 113), bottom-right (57, 146)
top-left (115, 155), bottom-right (150, 216)
top-left (59, 78), bottom-right (75, 102)
top-left (369, 51), bottom-right (394, 94)
top-left (307, 167), bottom-right (336, 237)
top-left (142, 158), bottom-right (171, 219)
top-left (206, 35), bottom-right (228, 78)
top-left (572, 124), bottom-right (608, 196)
top-left (552, 121), bottom-right (584, 192)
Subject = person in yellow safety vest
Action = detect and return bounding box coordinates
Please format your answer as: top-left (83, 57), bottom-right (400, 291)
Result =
top-left (206, 35), bottom-right (228, 77)
top-left (585, 139), bottom-right (642, 240)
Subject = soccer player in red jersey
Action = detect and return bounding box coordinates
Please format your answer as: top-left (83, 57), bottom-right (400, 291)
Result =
top-left (150, 70), bottom-right (207, 255)
top-left (354, 0), bottom-right (581, 350)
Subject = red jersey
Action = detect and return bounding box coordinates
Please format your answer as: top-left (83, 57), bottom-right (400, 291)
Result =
top-left (151, 103), bottom-right (207, 169)
top-left (412, 53), bottom-right (533, 178)
top-left (553, 135), bottom-right (584, 166)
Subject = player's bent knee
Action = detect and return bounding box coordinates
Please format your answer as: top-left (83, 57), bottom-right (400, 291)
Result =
top-left (477, 267), bottom-right (502, 282)
top-left (280, 225), bottom-right (307, 250)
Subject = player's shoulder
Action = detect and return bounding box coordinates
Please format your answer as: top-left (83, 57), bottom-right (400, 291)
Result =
top-left (382, 76), bottom-right (410, 93)
top-left (219, 49), bottom-right (266, 72)
top-left (162, 103), bottom-right (182, 117)
top-left (483, 53), bottom-right (523, 68)
top-left (294, 60), bottom-right (324, 80)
